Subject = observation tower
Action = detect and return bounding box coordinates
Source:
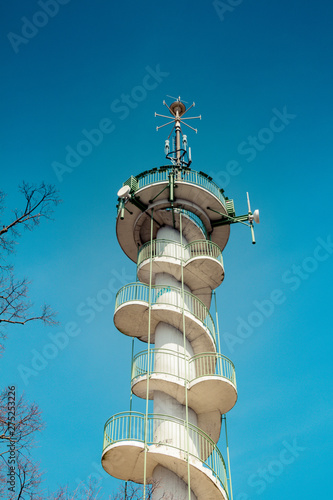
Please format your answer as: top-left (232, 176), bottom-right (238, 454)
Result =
top-left (101, 98), bottom-right (259, 500)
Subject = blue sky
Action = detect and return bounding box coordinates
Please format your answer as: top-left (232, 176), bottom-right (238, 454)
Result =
top-left (1, 0), bottom-right (332, 498)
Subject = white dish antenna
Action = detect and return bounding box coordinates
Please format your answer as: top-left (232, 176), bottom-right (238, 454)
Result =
top-left (117, 185), bottom-right (131, 199)
top-left (252, 209), bottom-right (260, 224)
top-left (117, 185), bottom-right (131, 220)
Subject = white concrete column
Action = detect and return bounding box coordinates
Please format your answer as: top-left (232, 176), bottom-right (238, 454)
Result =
top-left (151, 225), bottom-right (198, 499)
top-left (152, 465), bottom-right (198, 500)
top-left (154, 323), bottom-right (196, 382)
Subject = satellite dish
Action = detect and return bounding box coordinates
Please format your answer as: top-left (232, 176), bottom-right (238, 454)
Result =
top-left (117, 185), bottom-right (131, 199)
top-left (253, 209), bottom-right (260, 224)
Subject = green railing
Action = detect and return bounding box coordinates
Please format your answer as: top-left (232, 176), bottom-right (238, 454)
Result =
top-left (132, 349), bottom-right (236, 388)
top-left (164, 208), bottom-right (208, 238)
top-left (137, 239), bottom-right (224, 268)
top-left (115, 283), bottom-right (216, 345)
top-left (103, 411), bottom-right (228, 494)
top-left (136, 168), bottom-right (226, 208)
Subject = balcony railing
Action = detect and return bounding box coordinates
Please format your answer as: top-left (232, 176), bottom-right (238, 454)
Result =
top-left (103, 411), bottom-right (228, 494)
top-left (164, 208), bottom-right (208, 238)
top-left (132, 349), bottom-right (236, 388)
top-left (135, 168), bottom-right (226, 208)
top-left (115, 283), bottom-right (216, 345)
top-left (137, 239), bottom-right (223, 268)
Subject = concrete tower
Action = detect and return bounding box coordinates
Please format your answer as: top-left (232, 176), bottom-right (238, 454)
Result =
top-left (101, 98), bottom-right (259, 500)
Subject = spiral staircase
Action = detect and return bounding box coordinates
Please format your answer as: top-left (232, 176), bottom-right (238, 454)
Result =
top-left (101, 99), bottom-right (242, 500)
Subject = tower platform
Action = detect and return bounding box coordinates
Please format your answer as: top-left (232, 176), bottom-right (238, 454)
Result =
top-left (131, 350), bottom-right (237, 443)
top-left (116, 169), bottom-right (231, 262)
top-left (102, 412), bottom-right (229, 500)
top-left (137, 238), bottom-right (225, 309)
top-left (114, 282), bottom-right (217, 354)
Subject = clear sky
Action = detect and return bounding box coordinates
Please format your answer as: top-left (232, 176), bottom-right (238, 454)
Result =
top-left (1, 0), bottom-right (332, 498)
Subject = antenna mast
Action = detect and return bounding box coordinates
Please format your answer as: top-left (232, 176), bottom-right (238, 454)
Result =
top-left (155, 96), bottom-right (201, 168)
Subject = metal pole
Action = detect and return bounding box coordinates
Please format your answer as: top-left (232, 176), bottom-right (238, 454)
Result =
top-left (180, 212), bottom-right (192, 500)
top-left (129, 337), bottom-right (134, 413)
top-left (125, 307), bottom-right (136, 499)
top-left (213, 290), bottom-right (223, 377)
top-left (223, 415), bottom-right (234, 500)
top-left (175, 112), bottom-right (181, 167)
top-left (250, 223), bottom-right (256, 244)
top-left (143, 209), bottom-right (154, 500)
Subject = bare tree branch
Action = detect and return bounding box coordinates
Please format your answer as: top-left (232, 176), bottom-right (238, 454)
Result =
top-left (48, 480), bottom-right (103, 500)
top-left (0, 183), bottom-right (60, 254)
top-left (0, 183), bottom-right (60, 352)
top-left (14, 454), bottom-right (44, 500)
top-left (0, 390), bottom-right (44, 458)
top-left (0, 390), bottom-right (45, 500)
top-left (48, 480), bottom-right (167, 500)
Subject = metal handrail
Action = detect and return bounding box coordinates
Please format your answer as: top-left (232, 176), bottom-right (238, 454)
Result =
top-left (136, 168), bottom-right (226, 208)
top-left (103, 411), bottom-right (228, 493)
top-left (132, 349), bottom-right (236, 388)
top-left (115, 283), bottom-right (216, 345)
top-left (165, 208), bottom-right (208, 238)
top-left (137, 239), bottom-right (224, 268)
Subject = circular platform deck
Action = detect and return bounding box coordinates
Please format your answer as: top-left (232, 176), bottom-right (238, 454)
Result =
top-left (102, 412), bottom-right (229, 500)
top-left (116, 171), bottom-right (230, 262)
top-left (114, 283), bottom-right (217, 354)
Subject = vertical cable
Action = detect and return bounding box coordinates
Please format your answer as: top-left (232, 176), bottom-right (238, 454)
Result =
top-left (129, 337), bottom-right (134, 413)
top-left (143, 209), bottom-right (154, 500)
top-left (223, 414), bottom-right (234, 500)
top-left (125, 336), bottom-right (135, 499)
top-left (136, 245), bottom-right (139, 282)
top-left (213, 290), bottom-right (222, 375)
top-left (180, 211), bottom-right (191, 500)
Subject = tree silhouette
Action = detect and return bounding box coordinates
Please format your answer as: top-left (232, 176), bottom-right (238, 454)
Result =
top-left (0, 389), bottom-right (44, 499)
top-left (0, 182), bottom-right (60, 353)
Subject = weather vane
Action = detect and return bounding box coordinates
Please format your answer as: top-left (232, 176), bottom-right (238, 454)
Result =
top-left (155, 96), bottom-right (201, 168)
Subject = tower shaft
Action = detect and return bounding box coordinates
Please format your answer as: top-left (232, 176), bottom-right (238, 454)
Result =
top-left (102, 99), bottom-right (241, 500)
